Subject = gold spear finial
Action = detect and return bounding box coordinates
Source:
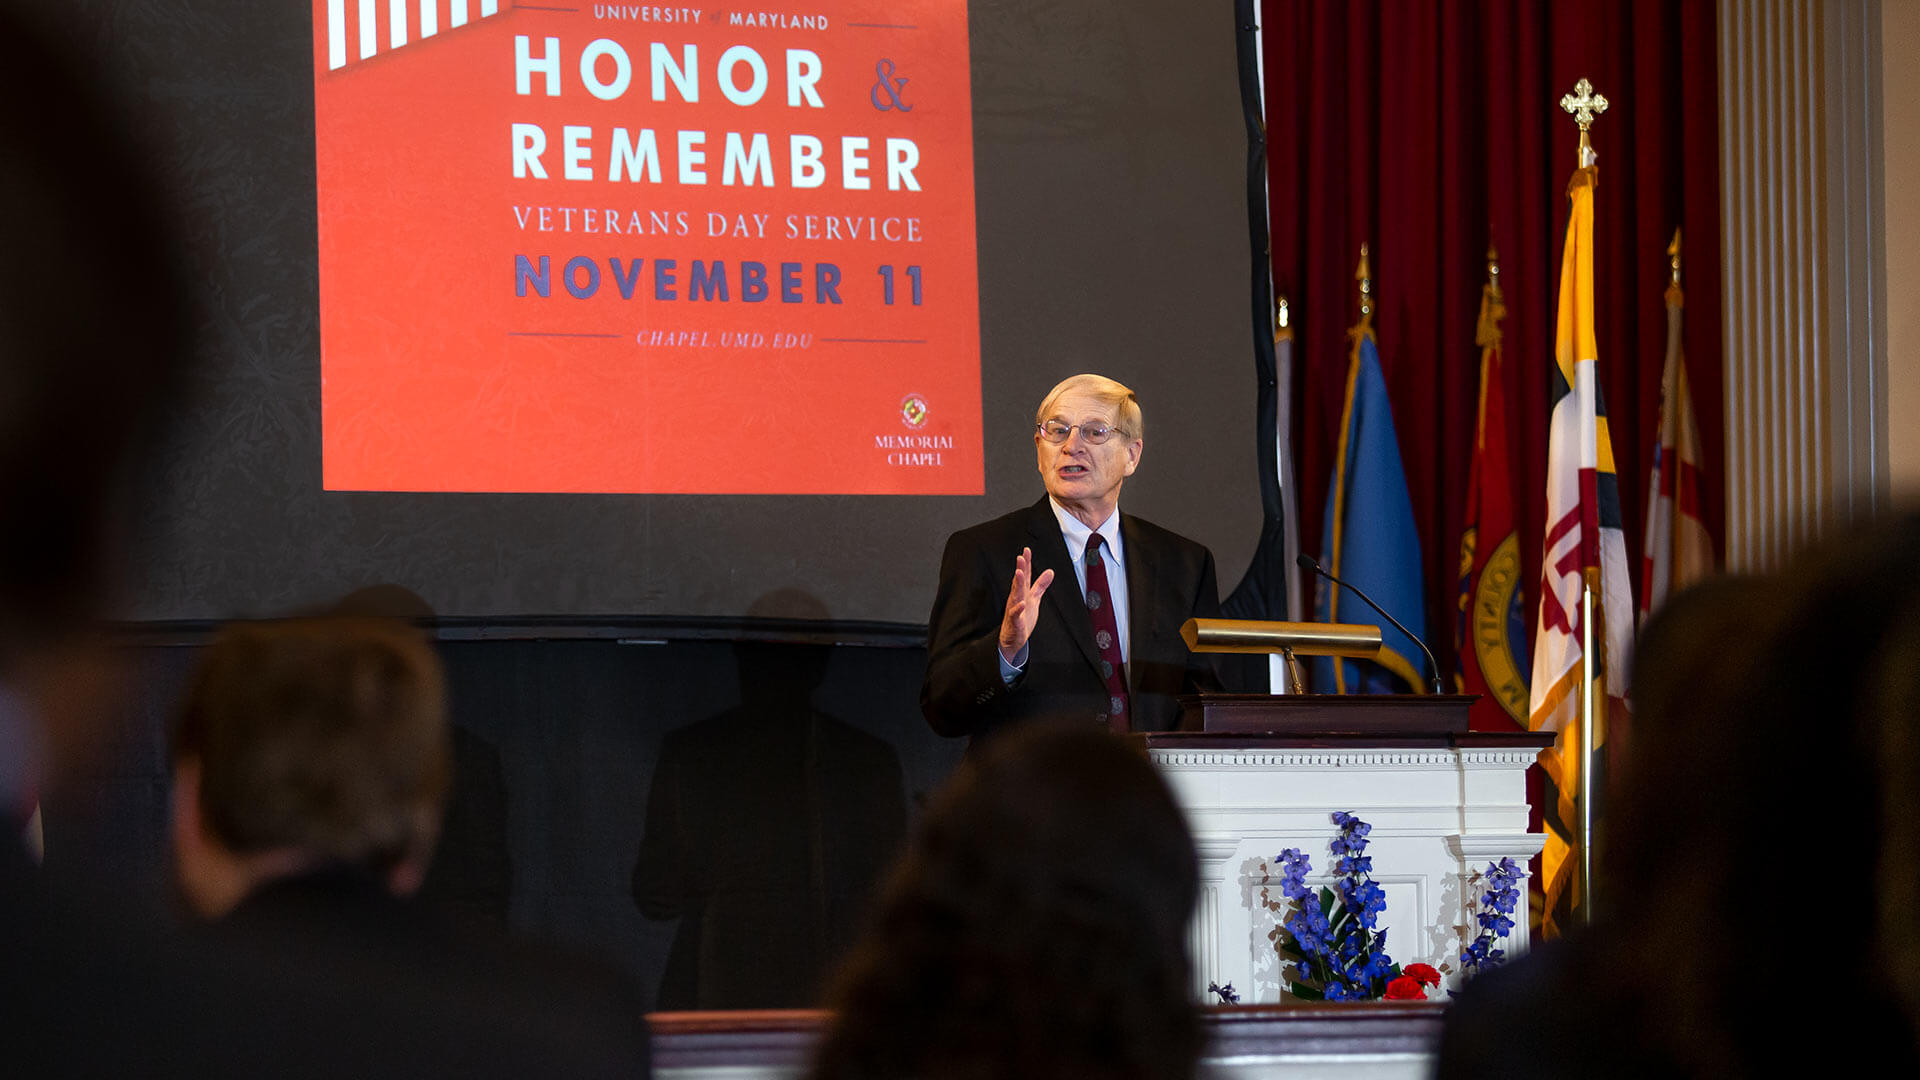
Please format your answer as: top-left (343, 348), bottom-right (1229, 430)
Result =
top-left (1355, 243), bottom-right (1373, 326)
top-left (1666, 227), bottom-right (1684, 307)
top-left (1560, 78), bottom-right (1608, 167)
top-left (1274, 295), bottom-right (1292, 343)
top-left (1477, 244), bottom-right (1506, 349)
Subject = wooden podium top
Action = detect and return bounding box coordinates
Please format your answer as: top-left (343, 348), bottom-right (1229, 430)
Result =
top-left (1138, 729), bottom-right (1558, 750)
top-left (1164, 693), bottom-right (1556, 749)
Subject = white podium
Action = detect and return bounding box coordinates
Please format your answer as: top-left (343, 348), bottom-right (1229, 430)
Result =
top-left (1142, 696), bottom-right (1551, 1004)
top-left (644, 698), bottom-right (1547, 1080)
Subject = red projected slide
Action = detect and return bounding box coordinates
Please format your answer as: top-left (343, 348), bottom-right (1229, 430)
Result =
top-left (312, 2), bottom-right (980, 494)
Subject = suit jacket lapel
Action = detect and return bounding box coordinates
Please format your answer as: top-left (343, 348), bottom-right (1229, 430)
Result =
top-left (1121, 512), bottom-right (1158, 693)
top-left (1025, 497), bottom-right (1102, 675)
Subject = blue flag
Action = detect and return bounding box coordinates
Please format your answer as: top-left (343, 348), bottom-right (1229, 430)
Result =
top-left (1313, 329), bottom-right (1428, 694)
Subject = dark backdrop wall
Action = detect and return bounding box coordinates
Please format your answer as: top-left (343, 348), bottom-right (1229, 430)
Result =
top-left (25, 0), bottom-right (1269, 1015)
top-left (22, 0), bottom-right (1264, 626)
top-left (49, 635), bottom-right (958, 1012)
top-left (1263, 0), bottom-right (1725, 690)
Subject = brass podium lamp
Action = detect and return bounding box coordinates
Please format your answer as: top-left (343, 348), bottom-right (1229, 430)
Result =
top-left (1179, 618), bottom-right (1384, 695)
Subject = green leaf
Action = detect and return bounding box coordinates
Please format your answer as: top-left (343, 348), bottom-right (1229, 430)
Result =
top-left (1327, 902), bottom-right (1352, 936)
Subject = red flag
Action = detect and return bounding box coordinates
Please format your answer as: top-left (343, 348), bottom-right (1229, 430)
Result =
top-left (1455, 259), bottom-right (1530, 731)
top-left (1640, 230), bottom-right (1715, 625)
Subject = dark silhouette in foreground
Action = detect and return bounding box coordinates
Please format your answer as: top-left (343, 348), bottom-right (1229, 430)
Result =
top-left (807, 724), bottom-right (1201, 1080)
top-left (1439, 515), bottom-right (1920, 1077)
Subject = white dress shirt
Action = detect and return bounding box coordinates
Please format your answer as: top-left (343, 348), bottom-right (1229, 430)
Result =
top-left (999, 498), bottom-right (1130, 681)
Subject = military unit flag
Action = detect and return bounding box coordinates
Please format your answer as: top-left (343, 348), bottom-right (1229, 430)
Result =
top-left (1454, 258), bottom-right (1531, 730)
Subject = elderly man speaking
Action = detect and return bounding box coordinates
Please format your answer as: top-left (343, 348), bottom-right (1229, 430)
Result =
top-left (922, 374), bottom-right (1223, 742)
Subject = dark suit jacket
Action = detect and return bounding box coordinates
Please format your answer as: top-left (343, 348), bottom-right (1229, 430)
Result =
top-left (210, 868), bottom-right (654, 1079)
top-left (922, 496), bottom-right (1222, 740)
top-left (2, 846), bottom-right (652, 1079)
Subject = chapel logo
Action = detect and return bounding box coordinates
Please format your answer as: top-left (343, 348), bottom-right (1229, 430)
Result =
top-left (900, 393), bottom-right (929, 429)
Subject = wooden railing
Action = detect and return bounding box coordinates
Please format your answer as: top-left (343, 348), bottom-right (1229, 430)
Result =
top-left (649, 1002), bottom-right (1449, 1073)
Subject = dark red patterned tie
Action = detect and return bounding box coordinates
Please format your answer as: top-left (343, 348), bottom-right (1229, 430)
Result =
top-left (1083, 534), bottom-right (1130, 733)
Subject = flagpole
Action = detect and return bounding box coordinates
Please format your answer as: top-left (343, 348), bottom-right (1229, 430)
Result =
top-left (1273, 296), bottom-right (1307, 694)
top-left (1326, 245), bottom-right (1375, 696)
top-left (1580, 578), bottom-right (1595, 922)
top-left (1355, 243), bottom-right (1373, 328)
top-left (1560, 77), bottom-right (1608, 927)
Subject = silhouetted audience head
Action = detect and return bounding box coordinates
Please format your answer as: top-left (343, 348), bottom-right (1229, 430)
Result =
top-left (1713, 512), bottom-right (1920, 1062)
top-left (170, 617), bottom-right (451, 918)
top-left (1441, 511), bottom-right (1920, 1078)
top-left (1607, 573), bottom-right (1773, 891)
top-left (0, 7), bottom-right (192, 812)
top-left (807, 723), bottom-right (1199, 1080)
top-left (0, 7), bottom-right (190, 654)
top-left (326, 584), bottom-right (520, 930)
top-left (1620, 515), bottom-right (1920, 1070)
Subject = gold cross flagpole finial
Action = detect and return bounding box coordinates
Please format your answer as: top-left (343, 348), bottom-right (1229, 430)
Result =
top-left (1355, 243), bottom-right (1373, 326)
top-left (1486, 244), bottom-right (1502, 300)
top-left (1560, 78), bottom-right (1608, 167)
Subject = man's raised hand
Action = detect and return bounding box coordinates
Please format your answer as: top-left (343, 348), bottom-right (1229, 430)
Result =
top-left (998, 546), bottom-right (1055, 663)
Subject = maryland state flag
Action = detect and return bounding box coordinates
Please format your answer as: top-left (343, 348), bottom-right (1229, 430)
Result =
top-left (1455, 261), bottom-right (1530, 730)
top-left (1640, 230), bottom-right (1715, 625)
top-left (1528, 165), bottom-right (1635, 937)
top-left (1314, 325), bottom-right (1428, 694)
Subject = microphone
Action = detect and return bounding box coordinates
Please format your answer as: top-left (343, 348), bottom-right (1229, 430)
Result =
top-left (1296, 554), bottom-right (1445, 695)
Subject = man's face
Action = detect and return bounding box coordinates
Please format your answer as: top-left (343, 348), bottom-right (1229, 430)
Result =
top-left (1034, 389), bottom-right (1142, 517)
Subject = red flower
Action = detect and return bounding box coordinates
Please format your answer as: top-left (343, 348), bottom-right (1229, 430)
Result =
top-left (1383, 975), bottom-right (1427, 1000)
top-left (1403, 963), bottom-right (1442, 987)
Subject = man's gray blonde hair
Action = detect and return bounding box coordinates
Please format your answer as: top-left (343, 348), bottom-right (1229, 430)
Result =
top-left (1034, 374), bottom-right (1143, 439)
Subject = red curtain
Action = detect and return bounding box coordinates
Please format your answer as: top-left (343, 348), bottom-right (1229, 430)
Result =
top-left (1262, 0), bottom-right (1723, 709)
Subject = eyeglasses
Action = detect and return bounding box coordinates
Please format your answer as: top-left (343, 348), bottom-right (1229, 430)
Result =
top-left (1036, 420), bottom-right (1128, 445)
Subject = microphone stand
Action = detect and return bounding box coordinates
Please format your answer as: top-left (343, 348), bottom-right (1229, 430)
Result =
top-left (1296, 555), bottom-right (1445, 694)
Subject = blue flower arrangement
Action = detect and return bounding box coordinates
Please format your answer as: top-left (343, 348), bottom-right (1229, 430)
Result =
top-left (1268, 811), bottom-right (1424, 1001)
top-left (1459, 857), bottom-right (1523, 976)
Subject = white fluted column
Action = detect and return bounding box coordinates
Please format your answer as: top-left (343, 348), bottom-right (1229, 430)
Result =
top-left (1718, 0), bottom-right (1888, 571)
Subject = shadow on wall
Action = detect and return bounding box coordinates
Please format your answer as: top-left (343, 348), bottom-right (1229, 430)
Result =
top-left (631, 589), bottom-right (910, 1009)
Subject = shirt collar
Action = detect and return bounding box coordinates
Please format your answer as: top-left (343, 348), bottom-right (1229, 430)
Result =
top-left (1048, 497), bottom-right (1123, 563)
